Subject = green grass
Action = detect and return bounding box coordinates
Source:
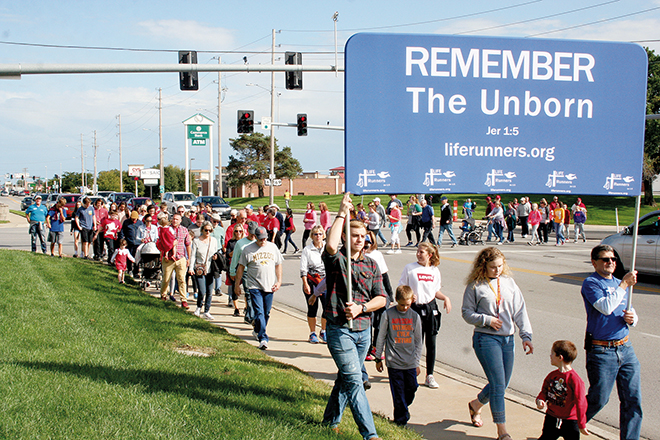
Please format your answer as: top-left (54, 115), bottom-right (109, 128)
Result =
top-left (0, 250), bottom-right (420, 440)
top-left (10, 209), bottom-right (26, 218)
top-left (225, 193), bottom-right (657, 226)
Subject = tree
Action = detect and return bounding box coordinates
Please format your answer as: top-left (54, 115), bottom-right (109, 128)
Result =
top-left (162, 165), bottom-right (197, 194)
top-left (226, 133), bottom-right (303, 197)
top-left (61, 171), bottom-right (93, 193)
top-left (643, 47), bottom-right (660, 207)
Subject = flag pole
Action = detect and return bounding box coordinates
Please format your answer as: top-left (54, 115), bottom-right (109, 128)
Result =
top-left (627, 194), bottom-right (642, 309)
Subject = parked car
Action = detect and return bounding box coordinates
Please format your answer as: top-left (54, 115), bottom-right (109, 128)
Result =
top-left (96, 191), bottom-right (113, 199)
top-left (600, 210), bottom-right (660, 277)
top-left (0, 189), bottom-right (8, 197)
top-left (162, 192), bottom-right (196, 215)
top-left (192, 196), bottom-right (232, 219)
top-left (58, 194), bottom-right (82, 219)
top-left (21, 197), bottom-right (34, 211)
top-left (78, 195), bottom-right (109, 211)
top-left (107, 192), bottom-right (135, 206)
top-left (127, 197), bottom-right (152, 212)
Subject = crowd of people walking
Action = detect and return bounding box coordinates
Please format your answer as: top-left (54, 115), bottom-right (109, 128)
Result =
top-left (21, 192), bottom-right (641, 440)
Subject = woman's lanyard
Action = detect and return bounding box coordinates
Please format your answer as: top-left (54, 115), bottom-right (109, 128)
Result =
top-left (487, 277), bottom-right (501, 318)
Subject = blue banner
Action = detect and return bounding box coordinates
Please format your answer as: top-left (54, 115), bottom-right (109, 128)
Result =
top-left (345, 33), bottom-right (648, 196)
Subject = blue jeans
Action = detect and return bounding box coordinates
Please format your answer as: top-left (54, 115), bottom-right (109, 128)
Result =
top-left (249, 289), bottom-right (273, 343)
top-left (376, 228), bottom-right (387, 245)
top-left (472, 332), bottom-right (515, 424)
top-left (554, 222), bottom-right (565, 244)
top-left (585, 342), bottom-right (642, 440)
top-left (282, 230), bottom-right (298, 253)
top-left (439, 224), bottom-right (457, 245)
top-left (195, 274), bottom-right (214, 313)
top-left (493, 222), bottom-right (504, 243)
top-left (29, 221), bottom-right (47, 253)
top-left (323, 323), bottom-right (378, 440)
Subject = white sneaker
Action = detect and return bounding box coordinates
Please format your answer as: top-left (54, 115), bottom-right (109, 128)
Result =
top-left (258, 340), bottom-right (268, 350)
top-left (425, 374), bottom-right (439, 389)
top-left (252, 330), bottom-right (259, 341)
top-left (395, 249), bottom-right (402, 254)
top-left (387, 249), bottom-right (395, 254)
top-left (202, 312), bottom-right (214, 320)
top-left (193, 307), bottom-right (201, 317)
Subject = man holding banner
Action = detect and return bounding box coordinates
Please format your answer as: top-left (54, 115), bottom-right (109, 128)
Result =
top-left (322, 193), bottom-right (387, 440)
top-left (581, 244), bottom-right (642, 440)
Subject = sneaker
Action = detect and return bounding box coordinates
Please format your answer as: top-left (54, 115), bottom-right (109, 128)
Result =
top-left (215, 288), bottom-right (222, 296)
top-left (258, 340), bottom-right (268, 350)
top-left (73, 253), bottom-right (78, 258)
top-left (233, 308), bottom-right (241, 317)
top-left (365, 353), bottom-right (375, 361)
top-left (308, 332), bottom-right (319, 344)
top-left (227, 300), bottom-right (233, 308)
top-left (386, 249), bottom-right (395, 254)
top-left (363, 380), bottom-right (372, 390)
top-left (181, 301), bottom-right (189, 310)
top-left (252, 330), bottom-right (259, 341)
top-left (425, 375), bottom-right (439, 389)
top-left (528, 242), bottom-right (533, 246)
top-left (319, 330), bottom-right (327, 343)
top-left (583, 237), bottom-right (587, 243)
top-left (202, 312), bottom-right (214, 320)
top-left (193, 307), bottom-right (202, 317)
top-left (293, 249), bottom-right (300, 254)
top-left (451, 243), bottom-right (457, 248)
top-left (405, 242), bottom-right (413, 247)
top-left (574, 240), bottom-right (578, 243)
top-left (395, 249), bottom-right (402, 254)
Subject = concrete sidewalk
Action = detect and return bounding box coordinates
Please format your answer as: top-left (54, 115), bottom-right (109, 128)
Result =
top-left (153, 287), bottom-right (618, 440)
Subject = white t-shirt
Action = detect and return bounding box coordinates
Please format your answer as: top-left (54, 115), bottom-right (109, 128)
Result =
top-left (365, 250), bottom-right (388, 275)
top-left (399, 262), bottom-right (442, 305)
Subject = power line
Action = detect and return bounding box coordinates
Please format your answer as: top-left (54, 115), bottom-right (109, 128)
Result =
top-left (454, 0), bottom-right (621, 35)
top-left (527, 6), bottom-right (660, 37)
top-left (282, 0), bottom-right (543, 32)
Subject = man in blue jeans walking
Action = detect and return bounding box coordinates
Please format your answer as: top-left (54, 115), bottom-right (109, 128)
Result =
top-left (581, 244), bottom-right (642, 440)
top-left (322, 193), bottom-right (386, 440)
top-left (235, 226), bottom-right (283, 350)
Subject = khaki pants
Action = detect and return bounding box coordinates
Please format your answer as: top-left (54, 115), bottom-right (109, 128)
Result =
top-left (161, 258), bottom-right (187, 301)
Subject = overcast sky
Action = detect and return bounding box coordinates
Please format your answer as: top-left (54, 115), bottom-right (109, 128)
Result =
top-left (1, 0), bottom-right (659, 182)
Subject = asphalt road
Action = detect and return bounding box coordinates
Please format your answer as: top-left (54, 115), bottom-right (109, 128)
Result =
top-left (2, 195), bottom-right (658, 439)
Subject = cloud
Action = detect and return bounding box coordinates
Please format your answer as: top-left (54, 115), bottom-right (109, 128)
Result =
top-left (137, 20), bottom-right (235, 49)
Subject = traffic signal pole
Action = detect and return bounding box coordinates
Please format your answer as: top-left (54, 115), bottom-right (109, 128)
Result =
top-left (269, 29), bottom-right (276, 206)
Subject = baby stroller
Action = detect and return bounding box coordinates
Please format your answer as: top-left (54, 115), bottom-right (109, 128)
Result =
top-left (458, 218), bottom-right (486, 246)
top-left (136, 241), bottom-right (162, 290)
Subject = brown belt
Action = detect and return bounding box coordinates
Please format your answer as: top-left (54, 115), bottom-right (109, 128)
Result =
top-left (592, 335), bottom-right (628, 347)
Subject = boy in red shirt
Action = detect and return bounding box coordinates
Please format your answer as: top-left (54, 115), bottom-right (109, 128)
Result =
top-left (536, 340), bottom-right (589, 440)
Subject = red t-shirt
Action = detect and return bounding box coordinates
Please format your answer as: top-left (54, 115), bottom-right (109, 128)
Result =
top-left (537, 369), bottom-right (587, 429)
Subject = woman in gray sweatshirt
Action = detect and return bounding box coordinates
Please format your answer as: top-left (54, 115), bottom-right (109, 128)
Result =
top-left (462, 247), bottom-right (534, 440)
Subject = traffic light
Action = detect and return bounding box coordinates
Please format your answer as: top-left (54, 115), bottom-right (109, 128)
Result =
top-left (297, 113), bottom-right (308, 136)
top-left (237, 110), bottom-right (254, 134)
top-left (178, 50), bottom-right (198, 91)
top-left (285, 52), bottom-right (303, 90)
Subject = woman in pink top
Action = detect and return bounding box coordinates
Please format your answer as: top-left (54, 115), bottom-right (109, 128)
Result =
top-left (301, 202), bottom-right (317, 248)
top-left (527, 203), bottom-right (542, 246)
top-left (319, 202), bottom-right (331, 232)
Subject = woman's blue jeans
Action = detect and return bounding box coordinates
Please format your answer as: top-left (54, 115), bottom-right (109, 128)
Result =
top-left (195, 273), bottom-right (214, 313)
top-left (472, 332), bottom-right (515, 424)
top-left (322, 323), bottom-right (378, 440)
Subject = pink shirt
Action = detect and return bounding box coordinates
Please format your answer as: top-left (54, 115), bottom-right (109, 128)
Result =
top-left (320, 210), bottom-right (331, 230)
top-left (528, 210), bottom-right (542, 225)
top-left (304, 209), bottom-right (317, 230)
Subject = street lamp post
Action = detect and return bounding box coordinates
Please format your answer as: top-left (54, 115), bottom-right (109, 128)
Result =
top-left (189, 158), bottom-right (195, 195)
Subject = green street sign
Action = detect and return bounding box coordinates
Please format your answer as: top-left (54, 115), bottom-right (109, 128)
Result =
top-left (187, 125), bottom-right (210, 139)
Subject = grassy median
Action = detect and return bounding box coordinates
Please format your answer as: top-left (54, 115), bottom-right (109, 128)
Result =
top-left (0, 250), bottom-right (420, 440)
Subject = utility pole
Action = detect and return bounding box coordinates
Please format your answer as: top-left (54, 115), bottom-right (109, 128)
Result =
top-left (93, 130), bottom-right (98, 194)
top-left (159, 88), bottom-right (164, 195)
top-left (217, 57), bottom-right (222, 197)
top-left (269, 29), bottom-right (276, 206)
top-left (80, 133), bottom-right (85, 191)
top-left (117, 114), bottom-right (123, 192)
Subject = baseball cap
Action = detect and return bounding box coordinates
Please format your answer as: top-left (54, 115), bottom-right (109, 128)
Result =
top-left (440, 196), bottom-right (448, 201)
top-left (230, 209), bottom-right (238, 216)
top-left (247, 221), bottom-right (259, 235)
top-left (486, 196), bottom-right (491, 201)
top-left (211, 214), bottom-right (221, 222)
top-left (255, 226), bottom-right (268, 240)
top-left (130, 211), bottom-right (139, 220)
top-left (270, 204), bottom-right (280, 210)
top-left (34, 195), bottom-right (42, 200)
top-left (245, 204), bottom-right (253, 210)
top-left (373, 197), bottom-right (380, 202)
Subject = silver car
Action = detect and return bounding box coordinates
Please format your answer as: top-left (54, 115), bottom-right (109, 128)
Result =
top-left (600, 210), bottom-right (660, 276)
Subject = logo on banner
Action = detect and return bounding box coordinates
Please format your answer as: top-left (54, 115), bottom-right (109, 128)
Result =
top-left (545, 171), bottom-right (578, 191)
top-left (356, 169), bottom-right (390, 188)
top-left (423, 169), bottom-right (456, 188)
top-left (603, 173), bottom-right (635, 192)
top-left (484, 169), bottom-right (517, 189)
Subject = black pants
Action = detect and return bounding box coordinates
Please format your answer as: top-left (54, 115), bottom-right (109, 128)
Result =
top-left (519, 216), bottom-right (529, 236)
top-left (301, 229), bottom-right (311, 248)
top-left (128, 244), bottom-right (139, 277)
top-left (93, 231), bottom-right (105, 259)
top-left (388, 368), bottom-right (418, 425)
top-left (105, 238), bottom-right (117, 264)
top-left (421, 222), bottom-right (436, 245)
top-left (539, 223), bottom-right (549, 243)
top-left (538, 415), bottom-right (580, 440)
top-left (406, 221), bottom-right (420, 244)
top-left (411, 300), bottom-right (441, 375)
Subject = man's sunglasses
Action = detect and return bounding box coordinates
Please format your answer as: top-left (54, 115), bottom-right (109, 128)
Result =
top-left (597, 257), bottom-right (617, 262)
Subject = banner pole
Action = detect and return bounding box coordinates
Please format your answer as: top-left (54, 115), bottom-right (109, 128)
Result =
top-left (345, 203), bottom-right (353, 330)
top-left (627, 194), bottom-right (642, 309)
